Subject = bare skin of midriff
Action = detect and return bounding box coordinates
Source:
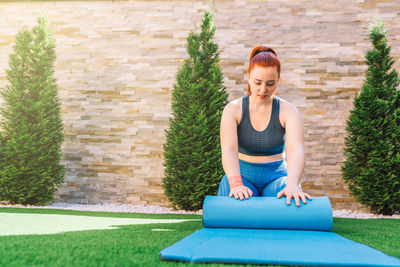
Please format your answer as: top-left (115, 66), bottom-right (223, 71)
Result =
top-left (237, 152), bottom-right (285, 163)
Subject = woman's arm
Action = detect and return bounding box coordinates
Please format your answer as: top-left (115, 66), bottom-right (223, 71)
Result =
top-left (277, 102), bottom-right (312, 206)
top-left (220, 102), bottom-right (253, 199)
top-left (284, 103), bottom-right (305, 188)
top-left (220, 102), bottom-right (242, 187)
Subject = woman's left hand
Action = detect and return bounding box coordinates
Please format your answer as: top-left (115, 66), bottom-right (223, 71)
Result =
top-left (277, 184), bottom-right (312, 207)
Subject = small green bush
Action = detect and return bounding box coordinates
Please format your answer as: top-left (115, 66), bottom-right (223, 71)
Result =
top-left (162, 9), bottom-right (229, 211)
top-left (0, 15), bottom-right (65, 205)
top-left (342, 20), bottom-right (400, 215)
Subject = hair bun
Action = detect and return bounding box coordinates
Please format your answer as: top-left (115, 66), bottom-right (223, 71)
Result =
top-left (253, 48), bottom-right (277, 58)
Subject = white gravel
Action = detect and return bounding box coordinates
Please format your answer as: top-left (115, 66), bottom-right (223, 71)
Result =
top-left (0, 202), bottom-right (202, 215)
top-left (1, 202), bottom-right (399, 219)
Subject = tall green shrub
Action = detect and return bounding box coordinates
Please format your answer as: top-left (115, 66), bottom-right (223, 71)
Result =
top-left (342, 20), bottom-right (400, 215)
top-left (162, 9), bottom-right (229, 211)
top-left (0, 15), bottom-right (65, 205)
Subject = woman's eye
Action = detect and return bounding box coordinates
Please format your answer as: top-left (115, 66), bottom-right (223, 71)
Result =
top-left (255, 81), bottom-right (275, 86)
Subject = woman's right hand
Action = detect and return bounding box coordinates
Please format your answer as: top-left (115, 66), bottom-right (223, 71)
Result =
top-left (229, 185), bottom-right (253, 200)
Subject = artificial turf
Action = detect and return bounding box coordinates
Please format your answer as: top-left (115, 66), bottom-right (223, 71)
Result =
top-left (0, 207), bottom-right (399, 267)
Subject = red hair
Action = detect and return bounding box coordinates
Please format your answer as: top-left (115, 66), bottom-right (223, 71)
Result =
top-left (247, 45), bottom-right (281, 97)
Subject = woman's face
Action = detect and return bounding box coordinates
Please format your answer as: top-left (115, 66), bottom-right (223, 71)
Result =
top-left (247, 65), bottom-right (279, 101)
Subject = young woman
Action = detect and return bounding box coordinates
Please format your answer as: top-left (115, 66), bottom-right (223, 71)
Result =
top-left (217, 45), bottom-right (312, 207)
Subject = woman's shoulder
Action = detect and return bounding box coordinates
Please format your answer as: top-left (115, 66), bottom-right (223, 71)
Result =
top-left (276, 96), bottom-right (301, 128)
top-left (231, 96), bottom-right (245, 107)
top-left (224, 96), bottom-right (245, 124)
top-left (277, 96), bottom-right (298, 113)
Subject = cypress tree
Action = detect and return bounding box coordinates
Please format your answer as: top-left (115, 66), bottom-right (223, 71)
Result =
top-left (0, 15), bottom-right (65, 205)
top-left (162, 9), bottom-right (229, 211)
top-left (342, 20), bottom-right (400, 215)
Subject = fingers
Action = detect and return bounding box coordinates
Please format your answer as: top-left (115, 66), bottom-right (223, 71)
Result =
top-left (248, 188), bottom-right (253, 197)
top-left (290, 192), bottom-right (313, 207)
top-left (229, 187), bottom-right (253, 200)
top-left (239, 189), bottom-right (251, 200)
top-left (280, 191), bottom-right (299, 206)
top-left (229, 186), bottom-right (313, 207)
top-left (300, 194), bottom-right (307, 204)
top-left (232, 190), bottom-right (244, 200)
top-left (304, 192), bottom-right (313, 200)
top-left (294, 194), bottom-right (300, 207)
top-left (287, 194), bottom-right (292, 205)
top-left (230, 187), bottom-right (311, 204)
top-left (286, 193), bottom-right (303, 207)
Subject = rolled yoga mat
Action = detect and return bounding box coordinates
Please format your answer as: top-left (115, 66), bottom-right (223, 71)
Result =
top-left (159, 195), bottom-right (400, 266)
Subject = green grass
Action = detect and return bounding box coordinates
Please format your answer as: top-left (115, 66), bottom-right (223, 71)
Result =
top-left (0, 207), bottom-right (399, 267)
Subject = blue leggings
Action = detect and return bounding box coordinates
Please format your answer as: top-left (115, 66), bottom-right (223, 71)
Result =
top-left (217, 159), bottom-right (302, 197)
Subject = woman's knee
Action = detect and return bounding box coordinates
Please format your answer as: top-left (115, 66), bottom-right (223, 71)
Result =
top-left (217, 174), bottom-right (230, 196)
top-left (241, 177), bottom-right (259, 196)
top-left (261, 176), bottom-right (302, 197)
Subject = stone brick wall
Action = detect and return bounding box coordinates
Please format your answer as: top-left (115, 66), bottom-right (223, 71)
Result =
top-left (0, 0), bottom-right (399, 211)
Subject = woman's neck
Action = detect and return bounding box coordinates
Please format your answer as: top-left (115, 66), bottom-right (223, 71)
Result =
top-left (249, 94), bottom-right (274, 111)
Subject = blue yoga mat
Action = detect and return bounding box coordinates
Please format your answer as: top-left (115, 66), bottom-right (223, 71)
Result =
top-left (159, 195), bottom-right (400, 266)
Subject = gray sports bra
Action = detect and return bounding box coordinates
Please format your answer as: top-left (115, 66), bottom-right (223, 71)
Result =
top-left (237, 95), bottom-right (286, 156)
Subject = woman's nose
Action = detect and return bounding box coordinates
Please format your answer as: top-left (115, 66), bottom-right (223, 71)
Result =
top-left (260, 83), bottom-right (268, 92)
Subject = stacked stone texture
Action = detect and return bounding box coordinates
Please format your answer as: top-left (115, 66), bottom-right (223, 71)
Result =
top-left (0, 0), bottom-right (399, 212)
